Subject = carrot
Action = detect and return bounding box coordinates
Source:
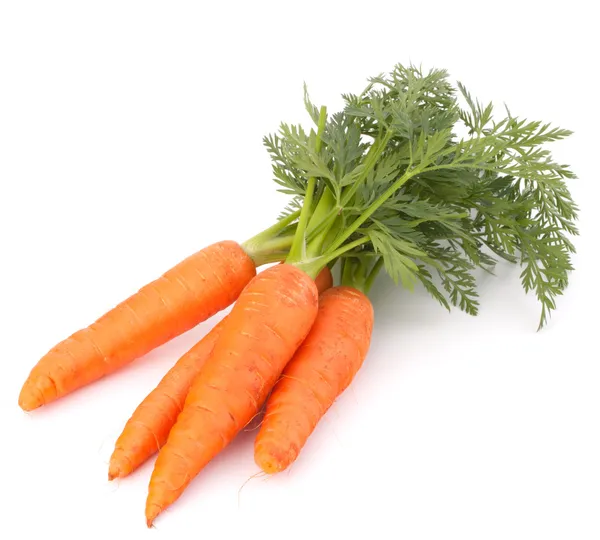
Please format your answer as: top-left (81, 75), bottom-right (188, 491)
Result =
top-left (108, 318), bottom-right (225, 480)
top-left (108, 266), bottom-right (332, 480)
top-left (145, 263), bottom-right (318, 526)
top-left (314, 265), bottom-right (333, 294)
top-left (254, 286), bottom-right (374, 474)
top-left (18, 241), bottom-right (256, 411)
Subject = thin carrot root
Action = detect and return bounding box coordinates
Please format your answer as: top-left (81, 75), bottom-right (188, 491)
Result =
top-left (107, 320), bottom-right (225, 480)
top-left (19, 241), bottom-right (255, 411)
top-left (254, 286), bottom-right (374, 474)
top-left (145, 263), bottom-right (318, 526)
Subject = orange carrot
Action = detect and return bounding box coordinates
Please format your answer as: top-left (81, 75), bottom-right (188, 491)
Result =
top-left (254, 286), bottom-right (374, 474)
top-left (18, 241), bottom-right (256, 411)
top-left (107, 266), bottom-right (333, 480)
top-left (314, 265), bottom-right (333, 294)
top-left (108, 318), bottom-right (225, 480)
top-left (145, 263), bottom-right (318, 526)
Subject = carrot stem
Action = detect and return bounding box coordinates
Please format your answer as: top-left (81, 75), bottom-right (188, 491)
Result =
top-left (243, 235), bottom-right (295, 266)
top-left (242, 211), bottom-right (300, 266)
top-left (302, 130), bottom-right (393, 248)
top-left (287, 106), bottom-right (328, 263)
top-left (296, 236), bottom-right (369, 279)
top-left (306, 187), bottom-right (336, 257)
top-left (328, 165), bottom-right (419, 251)
top-left (342, 257), bottom-right (357, 287)
top-left (338, 129), bottom-right (394, 207)
top-left (364, 257), bottom-right (384, 294)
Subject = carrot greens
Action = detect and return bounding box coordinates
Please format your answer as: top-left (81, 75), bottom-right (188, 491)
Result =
top-left (265, 63), bottom-right (578, 328)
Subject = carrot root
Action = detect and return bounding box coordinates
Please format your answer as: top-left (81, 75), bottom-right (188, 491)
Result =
top-left (254, 286), bottom-right (374, 474)
top-left (19, 241), bottom-right (255, 411)
top-left (145, 263), bottom-right (319, 525)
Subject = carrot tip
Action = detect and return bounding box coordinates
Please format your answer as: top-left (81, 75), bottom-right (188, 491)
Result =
top-left (145, 503), bottom-right (161, 528)
top-left (254, 447), bottom-right (287, 475)
top-left (108, 450), bottom-right (134, 480)
top-left (107, 464), bottom-right (119, 481)
top-left (19, 377), bottom-right (52, 411)
top-left (18, 393), bottom-right (40, 412)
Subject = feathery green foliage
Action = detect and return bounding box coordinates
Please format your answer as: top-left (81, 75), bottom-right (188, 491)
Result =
top-left (264, 63), bottom-right (578, 328)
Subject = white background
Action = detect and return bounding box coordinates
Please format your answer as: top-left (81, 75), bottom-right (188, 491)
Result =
top-left (1, 1), bottom-right (598, 538)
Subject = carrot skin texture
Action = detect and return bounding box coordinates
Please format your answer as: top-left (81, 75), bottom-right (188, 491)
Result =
top-left (108, 318), bottom-right (226, 480)
top-left (108, 265), bottom-right (332, 480)
top-left (254, 286), bottom-right (374, 474)
top-left (145, 264), bottom-right (319, 526)
top-left (18, 241), bottom-right (256, 411)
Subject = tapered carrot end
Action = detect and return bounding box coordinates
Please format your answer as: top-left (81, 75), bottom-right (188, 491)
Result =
top-left (108, 449), bottom-right (133, 480)
top-left (254, 441), bottom-right (292, 475)
top-left (18, 381), bottom-right (44, 411)
top-left (19, 373), bottom-right (60, 411)
top-left (107, 462), bottom-right (120, 481)
top-left (145, 503), bottom-right (162, 528)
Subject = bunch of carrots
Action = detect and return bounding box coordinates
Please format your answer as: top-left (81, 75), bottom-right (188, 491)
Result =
top-left (19, 64), bottom-right (578, 526)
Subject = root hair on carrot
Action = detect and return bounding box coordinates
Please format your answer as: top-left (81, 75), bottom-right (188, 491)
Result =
top-left (243, 408), bottom-right (266, 432)
top-left (237, 470), bottom-right (266, 508)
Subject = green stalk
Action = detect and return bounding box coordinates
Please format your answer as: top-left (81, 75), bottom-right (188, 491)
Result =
top-left (245, 235), bottom-right (295, 266)
top-left (306, 207), bottom-right (338, 245)
top-left (339, 129), bottom-right (394, 207)
top-left (287, 106), bottom-right (328, 263)
top-left (338, 255), bottom-right (383, 294)
top-left (254, 252), bottom-right (291, 265)
top-left (355, 259), bottom-right (368, 284)
top-left (306, 187), bottom-right (336, 257)
top-left (342, 257), bottom-right (358, 287)
top-left (339, 256), bottom-right (375, 294)
top-left (259, 235), bottom-right (295, 252)
top-left (329, 166), bottom-right (420, 251)
top-left (338, 258), bottom-right (347, 284)
top-left (364, 257), bottom-right (384, 294)
top-left (288, 178), bottom-right (316, 261)
top-left (296, 236), bottom-right (369, 279)
top-left (242, 209), bottom-right (300, 265)
top-left (304, 130), bottom-right (394, 246)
